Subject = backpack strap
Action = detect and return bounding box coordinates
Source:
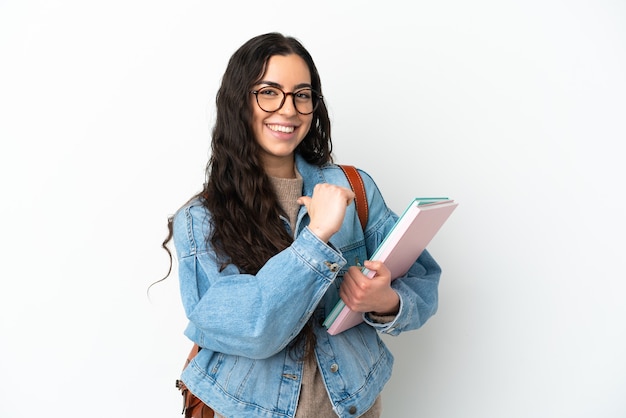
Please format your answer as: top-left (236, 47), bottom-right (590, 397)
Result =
top-left (338, 165), bottom-right (368, 231)
top-left (177, 344), bottom-right (215, 417)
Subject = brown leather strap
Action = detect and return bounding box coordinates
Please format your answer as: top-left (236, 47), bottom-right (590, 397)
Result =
top-left (178, 344), bottom-right (215, 417)
top-left (338, 165), bottom-right (368, 231)
top-left (185, 344), bottom-right (201, 368)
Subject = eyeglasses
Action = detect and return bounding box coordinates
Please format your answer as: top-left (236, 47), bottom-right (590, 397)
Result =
top-left (250, 86), bottom-right (323, 115)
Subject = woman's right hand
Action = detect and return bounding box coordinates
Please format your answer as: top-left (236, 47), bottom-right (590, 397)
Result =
top-left (297, 184), bottom-right (355, 242)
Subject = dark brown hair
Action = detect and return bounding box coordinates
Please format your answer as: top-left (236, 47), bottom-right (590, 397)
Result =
top-left (156, 33), bottom-right (333, 358)
top-left (203, 32), bottom-right (332, 273)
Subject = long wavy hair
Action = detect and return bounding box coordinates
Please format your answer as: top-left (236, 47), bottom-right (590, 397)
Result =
top-left (156, 33), bottom-right (333, 358)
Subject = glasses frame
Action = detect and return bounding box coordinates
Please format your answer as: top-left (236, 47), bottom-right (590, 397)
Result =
top-left (250, 86), bottom-right (323, 115)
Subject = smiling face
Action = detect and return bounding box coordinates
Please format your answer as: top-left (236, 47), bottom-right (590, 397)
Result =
top-left (251, 54), bottom-right (314, 178)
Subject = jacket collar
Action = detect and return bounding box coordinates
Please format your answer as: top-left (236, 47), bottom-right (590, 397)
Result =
top-left (295, 153), bottom-right (327, 198)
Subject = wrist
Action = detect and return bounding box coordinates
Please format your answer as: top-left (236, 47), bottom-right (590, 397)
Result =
top-left (307, 224), bottom-right (331, 243)
top-left (372, 293), bottom-right (400, 316)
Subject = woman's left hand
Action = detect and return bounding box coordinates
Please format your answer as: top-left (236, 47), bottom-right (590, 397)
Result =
top-left (339, 260), bottom-right (400, 315)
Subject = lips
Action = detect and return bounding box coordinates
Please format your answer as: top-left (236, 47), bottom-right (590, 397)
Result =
top-left (267, 124), bottom-right (295, 134)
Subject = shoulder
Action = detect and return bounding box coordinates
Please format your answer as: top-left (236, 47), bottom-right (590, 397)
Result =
top-left (324, 163), bottom-right (393, 228)
top-left (328, 165), bottom-right (384, 214)
top-left (172, 197), bottom-right (212, 257)
top-left (320, 163), bottom-right (379, 191)
top-left (173, 197), bottom-right (210, 226)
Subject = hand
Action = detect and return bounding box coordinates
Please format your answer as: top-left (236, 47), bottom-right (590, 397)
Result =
top-left (297, 183), bottom-right (355, 242)
top-left (339, 260), bottom-right (400, 315)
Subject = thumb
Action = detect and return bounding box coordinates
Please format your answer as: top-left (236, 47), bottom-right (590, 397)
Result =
top-left (297, 196), bottom-right (311, 208)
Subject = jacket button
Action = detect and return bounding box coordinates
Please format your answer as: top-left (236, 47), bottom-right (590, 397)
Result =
top-left (330, 363), bottom-right (339, 373)
top-left (326, 262), bottom-right (340, 272)
top-left (349, 405), bottom-right (357, 414)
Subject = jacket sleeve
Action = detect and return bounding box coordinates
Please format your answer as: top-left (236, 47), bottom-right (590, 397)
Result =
top-left (173, 202), bottom-right (346, 359)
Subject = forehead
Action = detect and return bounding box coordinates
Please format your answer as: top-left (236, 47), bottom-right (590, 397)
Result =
top-left (260, 54), bottom-right (311, 87)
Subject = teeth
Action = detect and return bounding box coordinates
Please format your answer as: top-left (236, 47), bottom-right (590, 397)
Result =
top-left (268, 124), bottom-right (295, 133)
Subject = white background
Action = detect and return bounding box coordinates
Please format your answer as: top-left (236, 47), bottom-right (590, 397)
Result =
top-left (1, 1), bottom-right (625, 417)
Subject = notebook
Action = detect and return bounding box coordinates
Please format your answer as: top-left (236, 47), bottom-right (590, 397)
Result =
top-left (324, 198), bottom-right (458, 335)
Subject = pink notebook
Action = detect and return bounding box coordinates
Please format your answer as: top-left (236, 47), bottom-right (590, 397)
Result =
top-left (324, 198), bottom-right (458, 335)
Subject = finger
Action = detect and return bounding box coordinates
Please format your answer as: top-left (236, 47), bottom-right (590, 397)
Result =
top-left (363, 260), bottom-right (384, 271)
top-left (345, 189), bottom-right (356, 205)
top-left (297, 196), bottom-right (311, 208)
top-left (345, 267), bottom-right (371, 294)
top-left (363, 260), bottom-right (391, 275)
top-left (339, 283), bottom-right (356, 309)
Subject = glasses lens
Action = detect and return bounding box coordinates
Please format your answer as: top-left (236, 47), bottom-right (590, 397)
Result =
top-left (256, 87), bottom-right (283, 112)
top-left (293, 88), bottom-right (316, 115)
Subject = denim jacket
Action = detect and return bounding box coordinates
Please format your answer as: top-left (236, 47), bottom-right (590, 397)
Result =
top-left (173, 154), bottom-right (441, 418)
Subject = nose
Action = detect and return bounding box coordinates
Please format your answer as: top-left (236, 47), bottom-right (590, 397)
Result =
top-left (278, 93), bottom-right (297, 116)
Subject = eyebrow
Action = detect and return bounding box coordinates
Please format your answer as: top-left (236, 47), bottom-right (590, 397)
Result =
top-left (258, 80), bottom-right (313, 90)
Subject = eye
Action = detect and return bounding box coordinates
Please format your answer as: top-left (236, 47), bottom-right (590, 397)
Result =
top-left (294, 89), bottom-right (313, 101)
top-left (259, 87), bottom-right (281, 97)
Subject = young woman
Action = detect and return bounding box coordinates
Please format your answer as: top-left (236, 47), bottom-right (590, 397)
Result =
top-left (164, 33), bottom-right (442, 418)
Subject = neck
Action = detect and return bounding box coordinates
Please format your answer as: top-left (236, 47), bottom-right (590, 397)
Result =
top-left (263, 156), bottom-right (296, 178)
